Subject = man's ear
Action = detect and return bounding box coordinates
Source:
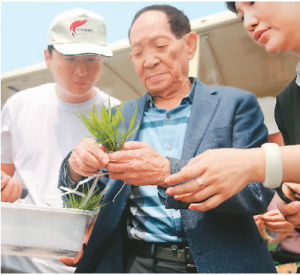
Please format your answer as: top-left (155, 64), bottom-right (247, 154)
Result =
top-left (184, 32), bottom-right (198, 60)
top-left (44, 49), bottom-right (52, 69)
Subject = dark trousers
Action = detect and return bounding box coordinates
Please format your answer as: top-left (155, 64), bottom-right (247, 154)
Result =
top-left (125, 250), bottom-right (197, 273)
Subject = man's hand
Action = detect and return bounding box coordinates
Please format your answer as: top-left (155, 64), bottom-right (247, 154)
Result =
top-left (59, 220), bottom-right (95, 267)
top-left (1, 176), bottom-right (22, 203)
top-left (107, 141), bottom-right (170, 187)
top-left (68, 138), bottom-right (109, 182)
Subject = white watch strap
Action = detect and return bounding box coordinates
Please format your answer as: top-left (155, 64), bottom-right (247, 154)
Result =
top-left (261, 143), bottom-right (282, 188)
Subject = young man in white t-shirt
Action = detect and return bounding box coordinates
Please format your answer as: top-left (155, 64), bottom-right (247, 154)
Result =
top-left (1, 8), bottom-right (120, 273)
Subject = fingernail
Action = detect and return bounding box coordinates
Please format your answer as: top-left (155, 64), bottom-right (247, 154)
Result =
top-left (82, 243), bottom-right (87, 251)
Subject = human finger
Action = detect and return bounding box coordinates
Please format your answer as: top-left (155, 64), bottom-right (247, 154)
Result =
top-left (283, 182), bottom-right (300, 201)
top-left (261, 213), bottom-right (284, 223)
top-left (165, 162), bottom-right (205, 186)
top-left (69, 140), bottom-right (109, 176)
top-left (9, 178), bottom-right (22, 201)
top-left (78, 139), bottom-right (109, 166)
top-left (108, 142), bottom-right (153, 164)
top-left (278, 200), bottom-right (300, 228)
top-left (1, 178), bottom-right (22, 202)
top-left (121, 141), bottom-right (150, 150)
top-left (263, 221), bottom-right (291, 233)
top-left (1, 176), bottom-right (10, 190)
top-left (165, 177), bottom-right (204, 196)
top-left (278, 200), bottom-right (300, 217)
top-left (172, 182), bottom-right (216, 203)
top-left (262, 209), bottom-right (281, 218)
top-left (69, 152), bottom-right (101, 177)
top-left (253, 215), bottom-right (262, 227)
top-left (270, 233), bottom-right (289, 243)
top-left (59, 257), bottom-right (79, 267)
top-left (187, 193), bottom-right (228, 212)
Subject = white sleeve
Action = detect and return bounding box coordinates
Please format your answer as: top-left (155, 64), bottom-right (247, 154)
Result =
top-left (1, 101), bottom-right (14, 164)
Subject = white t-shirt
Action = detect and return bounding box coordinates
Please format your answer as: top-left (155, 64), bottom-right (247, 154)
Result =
top-left (1, 83), bottom-right (120, 273)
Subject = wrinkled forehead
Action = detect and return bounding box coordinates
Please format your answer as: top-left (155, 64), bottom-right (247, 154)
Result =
top-left (130, 10), bottom-right (171, 38)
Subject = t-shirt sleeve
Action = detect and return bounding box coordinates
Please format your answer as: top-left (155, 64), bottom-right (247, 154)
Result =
top-left (1, 102), bottom-right (14, 164)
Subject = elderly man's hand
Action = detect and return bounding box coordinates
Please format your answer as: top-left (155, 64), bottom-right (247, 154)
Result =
top-left (1, 176), bottom-right (22, 203)
top-left (68, 138), bottom-right (109, 182)
top-left (107, 141), bottom-right (170, 187)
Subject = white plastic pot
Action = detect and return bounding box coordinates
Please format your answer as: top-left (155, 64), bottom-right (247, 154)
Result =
top-left (1, 202), bottom-right (95, 259)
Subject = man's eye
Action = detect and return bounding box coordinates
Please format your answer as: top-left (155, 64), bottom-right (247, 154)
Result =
top-left (65, 57), bottom-right (75, 61)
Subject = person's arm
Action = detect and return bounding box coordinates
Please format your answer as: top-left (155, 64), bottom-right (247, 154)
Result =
top-left (1, 163), bottom-right (22, 202)
top-left (281, 146), bottom-right (300, 183)
top-left (165, 145), bottom-right (300, 211)
top-left (165, 91), bottom-right (276, 213)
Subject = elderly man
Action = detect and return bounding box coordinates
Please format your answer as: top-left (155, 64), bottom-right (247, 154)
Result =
top-left (59, 4), bottom-right (276, 273)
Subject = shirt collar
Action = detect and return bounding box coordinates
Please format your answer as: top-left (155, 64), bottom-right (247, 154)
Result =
top-left (296, 60), bottom-right (300, 86)
top-left (146, 77), bottom-right (197, 109)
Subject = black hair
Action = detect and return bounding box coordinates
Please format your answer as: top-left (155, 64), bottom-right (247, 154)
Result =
top-left (128, 4), bottom-right (191, 40)
top-left (47, 45), bottom-right (54, 56)
top-left (226, 2), bottom-right (238, 14)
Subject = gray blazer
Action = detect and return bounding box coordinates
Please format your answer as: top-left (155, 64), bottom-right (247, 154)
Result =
top-left (59, 78), bottom-right (276, 273)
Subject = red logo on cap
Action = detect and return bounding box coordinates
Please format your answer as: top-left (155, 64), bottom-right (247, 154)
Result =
top-left (70, 19), bottom-right (88, 36)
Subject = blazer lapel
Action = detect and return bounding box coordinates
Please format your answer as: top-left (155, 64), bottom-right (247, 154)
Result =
top-left (181, 81), bottom-right (220, 162)
top-left (121, 95), bottom-right (147, 142)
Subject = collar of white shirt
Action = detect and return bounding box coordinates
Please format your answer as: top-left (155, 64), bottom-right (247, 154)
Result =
top-left (296, 60), bottom-right (300, 86)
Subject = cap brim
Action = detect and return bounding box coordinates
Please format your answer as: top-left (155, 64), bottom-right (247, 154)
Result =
top-left (53, 43), bottom-right (112, 57)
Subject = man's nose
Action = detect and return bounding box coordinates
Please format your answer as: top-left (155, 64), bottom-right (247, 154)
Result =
top-left (144, 50), bottom-right (159, 68)
top-left (75, 60), bottom-right (88, 76)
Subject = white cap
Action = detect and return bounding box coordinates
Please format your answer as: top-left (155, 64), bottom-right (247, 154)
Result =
top-left (47, 9), bottom-right (112, 57)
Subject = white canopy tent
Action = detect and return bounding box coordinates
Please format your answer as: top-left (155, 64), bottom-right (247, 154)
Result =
top-left (2, 11), bottom-right (299, 107)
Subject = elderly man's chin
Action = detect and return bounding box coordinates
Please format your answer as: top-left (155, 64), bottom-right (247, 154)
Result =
top-left (145, 78), bottom-right (170, 94)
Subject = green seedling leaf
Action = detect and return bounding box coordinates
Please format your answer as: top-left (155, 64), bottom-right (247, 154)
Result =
top-left (64, 99), bottom-right (139, 211)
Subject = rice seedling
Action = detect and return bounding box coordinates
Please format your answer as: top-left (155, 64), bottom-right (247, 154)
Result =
top-left (63, 99), bottom-right (139, 211)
